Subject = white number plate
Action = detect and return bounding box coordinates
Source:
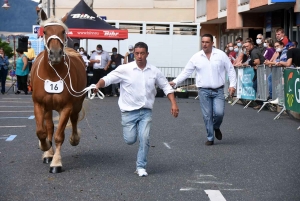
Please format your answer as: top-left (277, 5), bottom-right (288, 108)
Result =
top-left (44, 79), bottom-right (64, 93)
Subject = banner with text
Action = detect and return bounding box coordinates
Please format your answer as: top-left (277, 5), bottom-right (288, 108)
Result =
top-left (284, 68), bottom-right (300, 113)
top-left (237, 67), bottom-right (256, 100)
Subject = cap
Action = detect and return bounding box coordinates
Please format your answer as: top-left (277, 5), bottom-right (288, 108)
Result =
top-left (97, 44), bottom-right (102, 48)
top-left (128, 45), bottom-right (133, 49)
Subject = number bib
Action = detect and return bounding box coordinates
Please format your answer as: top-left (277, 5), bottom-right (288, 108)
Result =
top-left (44, 79), bottom-right (64, 93)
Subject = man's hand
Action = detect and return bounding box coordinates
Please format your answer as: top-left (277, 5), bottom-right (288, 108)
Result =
top-left (104, 66), bottom-right (109, 71)
top-left (125, 52), bottom-right (129, 57)
top-left (228, 87), bottom-right (235, 97)
top-left (171, 103), bottom-right (179, 118)
top-left (169, 81), bottom-right (175, 87)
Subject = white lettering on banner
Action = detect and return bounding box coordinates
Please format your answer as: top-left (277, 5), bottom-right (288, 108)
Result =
top-left (71, 13), bottom-right (96, 21)
top-left (242, 74), bottom-right (252, 83)
top-left (295, 78), bottom-right (300, 103)
top-left (103, 31), bottom-right (119, 37)
top-left (242, 87), bottom-right (255, 97)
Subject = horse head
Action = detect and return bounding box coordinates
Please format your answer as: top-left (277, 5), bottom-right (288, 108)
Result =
top-left (40, 9), bottom-right (68, 65)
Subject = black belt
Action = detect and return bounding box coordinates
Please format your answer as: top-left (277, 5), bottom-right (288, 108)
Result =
top-left (199, 85), bottom-right (224, 91)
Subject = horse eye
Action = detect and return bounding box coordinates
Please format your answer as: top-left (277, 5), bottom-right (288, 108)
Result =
top-left (43, 31), bottom-right (46, 34)
top-left (62, 30), bottom-right (65, 34)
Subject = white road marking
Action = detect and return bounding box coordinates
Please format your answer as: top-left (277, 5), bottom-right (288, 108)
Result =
top-left (0, 111), bottom-right (33, 112)
top-left (179, 187), bottom-right (197, 191)
top-left (163, 142), bottom-right (171, 149)
top-left (0, 126), bottom-right (26, 128)
top-left (28, 115), bottom-right (35, 119)
top-left (188, 180), bottom-right (232, 185)
top-left (220, 189), bottom-right (243, 191)
top-left (0, 101), bottom-right (32, 103)
top-left (6, 135), bottom-right (17, 141)
top-left (0, 115), bottom-right (35, 119)
top-left (198, 174), bottom-right (217, 179)
top-left (205, 190), bottom-right (226, 201)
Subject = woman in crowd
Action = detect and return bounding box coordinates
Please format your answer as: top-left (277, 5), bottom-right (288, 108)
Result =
top-left (263, 38), bottom-right (275, 60)
top-left (0, 48), bottom-right (9, 94)
top-left (15, 48), bottom-right (29, 95)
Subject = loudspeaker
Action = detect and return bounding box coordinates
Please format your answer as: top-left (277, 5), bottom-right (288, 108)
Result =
top-left (18, 36), bottom-right (29, 52)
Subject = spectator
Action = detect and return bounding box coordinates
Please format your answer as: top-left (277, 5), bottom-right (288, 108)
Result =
top-left (24, 41), bottom-right (36, 72)
top-left (89, 44), bottom-right (111, 96)
top-left (79, 47), bottom-right (89, 67)
top-left (243, 41), bottom-right (265, 109)
top-left (275, 28), bottom-right (289, 46)
top-left (282, 44), bottom-right (300, 67)
top-left (0, 48), bottom-right (9, 94)
top-left (224, 46), bottom-right (229, 56)
top-left (15, 48), bottom-right (29, 95)
top-left (256, 34), bottom-right (266, 54)
top-left (73, 42), bottom-right (79, 51)
top-left (291, 41), bottom-right (298, 48)
top-left (110, 47), bottom-right (125, 96)
top-left (227, 42), bottom-right (236, 64)
top-left (124, 45), bottom-right (134, 64)
top-left (94, 42), bottom-right (179, 177)
top-left (264, 41), bottom-right (287, 99)
top-left (263, 37), bottom-right (275, 60)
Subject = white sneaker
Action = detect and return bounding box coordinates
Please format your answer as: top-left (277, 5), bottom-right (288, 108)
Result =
top-left (135, 168), bottom-right (148, 177)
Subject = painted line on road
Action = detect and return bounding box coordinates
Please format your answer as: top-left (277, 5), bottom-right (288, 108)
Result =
top-left (0, 125), bottom-right (26, 128)
top-left (0, 115), bottom-right (35, 119)
top-left (198, 174), bottom-right (217, 179)
top-left (28, 115), bottom-right (35, 119)
top-left (179, 187), bottom-right (198, 191)
top-left (163, 142), bottom-right (171, 149)
top-left (220, 189), bottom-right (243, 191)
top-left (204, 190), bottom-right (226, 201)
top-left (187, 180), bottom-right (232, 185)
top-left (0, 101), bottom-right (32, 103)
top-left (6, 135), bottom-right (17, 141)
top-left (0, 111), bottom-right (33, 112)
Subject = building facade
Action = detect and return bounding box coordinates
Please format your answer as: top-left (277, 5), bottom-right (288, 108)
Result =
top-left (42, 0), bottom-right (196, 23)
top-left (197, 0), bottom-right (300, 49)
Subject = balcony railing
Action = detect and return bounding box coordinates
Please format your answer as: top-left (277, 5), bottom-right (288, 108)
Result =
top-left (219, 0), bottom-right (227, 11)
top-left (197, 0), bottom-right (206, 18)
top-left (239, 0), bottom-right (249, 5)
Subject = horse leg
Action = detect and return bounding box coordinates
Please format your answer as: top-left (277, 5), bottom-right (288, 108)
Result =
top-left (49, 109), bottom-right (70, 173)
top-left (34, 104), bottom-right (51, 151)
top-left (43, 110), bottom-right (54, 164)
top-left (69, 110), bottom-right (81, 146)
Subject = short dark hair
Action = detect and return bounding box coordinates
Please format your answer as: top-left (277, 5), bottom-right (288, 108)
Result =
top-left (245, 37), bottom-right (253, 43)
top-left (134, 42), bottom-right (148, 52)
top-left (16, 48), bottom-right (24, 54)
top-left (235, 37), bottom-right (243, 42)
top-left (293, 40), bottom-right (298, 47)
top-left (96, 44), bottom-right (102, 48)
top-left (276, 28), bottom-right (285, 34)
top-left (112, 47), bottom-right (117, 51)
top-left (275, 41), bottom-right (284, 46)
top-left (201, 34), bottom-right (213, 42)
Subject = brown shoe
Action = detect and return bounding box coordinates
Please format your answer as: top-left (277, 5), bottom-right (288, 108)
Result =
top-left (205, 141), bottom-right (214, 146)
top-left (253, 105), bottom-right (262, 110)
top-left (214, 129), bottom-right (222, 140)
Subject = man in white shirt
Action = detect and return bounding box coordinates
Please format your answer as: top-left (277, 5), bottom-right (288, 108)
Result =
top-left (170, 34), bottom-right (236, 146)
top-left (94, 42), bottom-right (179, 177)
top-left (89, 44), bottom-right (111, 96)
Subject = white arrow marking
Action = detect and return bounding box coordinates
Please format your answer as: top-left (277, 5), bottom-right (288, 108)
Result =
top-left (205, 190), bottom-right (226, 201)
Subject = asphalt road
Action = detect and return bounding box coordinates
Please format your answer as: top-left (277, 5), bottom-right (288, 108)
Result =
top-left (0, 93), bottom-right (300, 201)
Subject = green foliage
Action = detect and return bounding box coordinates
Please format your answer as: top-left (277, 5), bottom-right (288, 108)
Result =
top-left (0, 38), bottom-right (13, 59)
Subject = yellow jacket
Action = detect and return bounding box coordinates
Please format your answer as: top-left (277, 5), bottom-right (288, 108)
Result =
top-left (24, 48), bottom-right (36, 60)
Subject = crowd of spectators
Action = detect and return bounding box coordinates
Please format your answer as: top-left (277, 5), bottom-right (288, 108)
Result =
top-left (223, 28), bottom-right (300, 109)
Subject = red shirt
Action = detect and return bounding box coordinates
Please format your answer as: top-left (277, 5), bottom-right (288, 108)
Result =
top-left (228, 51), bottom-right (236, 64)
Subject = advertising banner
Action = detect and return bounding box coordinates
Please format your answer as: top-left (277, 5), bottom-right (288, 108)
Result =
top-left (284, 68), bottom-right (300, 113)
top-left (236, 67), bottom-right (256, 100)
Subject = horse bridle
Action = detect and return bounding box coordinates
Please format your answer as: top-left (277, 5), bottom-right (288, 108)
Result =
top-left (43, 22), bottom-right (68, 58)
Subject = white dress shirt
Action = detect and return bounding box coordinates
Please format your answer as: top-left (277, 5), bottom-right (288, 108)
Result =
top-left (173, 48), bottom-right (236, 89)
top-left (102, 61), bottom-right (174, 112)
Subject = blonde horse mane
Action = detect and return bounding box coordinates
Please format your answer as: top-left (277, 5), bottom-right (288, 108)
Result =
top-left (40, 16), bottom-right (69, 32)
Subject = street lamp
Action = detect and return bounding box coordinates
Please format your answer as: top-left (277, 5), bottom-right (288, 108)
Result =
top-left (2, 0), bottom-right (10, 9)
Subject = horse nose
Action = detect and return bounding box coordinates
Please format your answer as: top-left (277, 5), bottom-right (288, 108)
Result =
top-left (49, 49), bottom-right (63, 64)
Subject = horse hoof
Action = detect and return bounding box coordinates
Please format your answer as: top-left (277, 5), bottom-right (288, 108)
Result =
top-left (43, 157), bottom-right (53, 164)
top-left (49, 166), bottom-right (62, 173)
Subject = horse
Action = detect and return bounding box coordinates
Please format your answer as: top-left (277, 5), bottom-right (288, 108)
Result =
top-left (31, 10), bottom-right (87, 173)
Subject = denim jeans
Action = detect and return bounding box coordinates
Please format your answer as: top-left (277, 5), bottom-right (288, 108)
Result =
top-left (268, 73), bottom-right (272, 99)
top-left (198, 87), bottom-right (225, 141)
top-left (111, 84), bottom-right (118, 95)
top-left (121, 108), bottom-right (152, 169)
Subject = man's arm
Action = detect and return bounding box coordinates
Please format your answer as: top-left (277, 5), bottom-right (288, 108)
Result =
top-left (169, 59), bottom-right (195, 87)
top-left (123, 52), bottom-right (128, 64)
top-left (167, 93), bottom-right (179, 118)
top-left (223, 53), bottom-right (236, 96)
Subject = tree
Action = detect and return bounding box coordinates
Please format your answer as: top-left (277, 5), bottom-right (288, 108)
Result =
top-left (0, 39), bottom-right (13, 59)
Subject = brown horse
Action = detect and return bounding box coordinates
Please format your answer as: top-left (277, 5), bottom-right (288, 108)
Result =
top-left (31, 10), bottom-right (87, 173)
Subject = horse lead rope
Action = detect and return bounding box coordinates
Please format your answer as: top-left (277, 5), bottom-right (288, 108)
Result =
top-left (36, 54), bottom-right (104, 99)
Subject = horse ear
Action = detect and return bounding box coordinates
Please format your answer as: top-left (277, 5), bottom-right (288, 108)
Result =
top-left (40, 9), bottom-right (48, 21)
top-left (61, 13), bottom-right (68, 23)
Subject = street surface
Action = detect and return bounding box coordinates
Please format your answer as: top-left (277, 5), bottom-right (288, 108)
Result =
top-left (0, 91), bottom-right (300, 201)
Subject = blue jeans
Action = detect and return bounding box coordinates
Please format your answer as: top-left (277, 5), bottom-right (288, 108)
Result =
top-left (0, 68), bottom-right (8, 93)
top-left (121, 108), bottom-right (152, 169)
top-left (198, 87), bottom-right (225, 141)
top-left (268, 73), bottom-right (272, 99)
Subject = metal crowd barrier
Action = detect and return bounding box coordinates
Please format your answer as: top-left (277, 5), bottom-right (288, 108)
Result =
top-left (256, 65), bottom-right (271, 101)
top-left (271, 67), bottom-right (286, 119)
top-left (158, 67), bottom-right (197, 92)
